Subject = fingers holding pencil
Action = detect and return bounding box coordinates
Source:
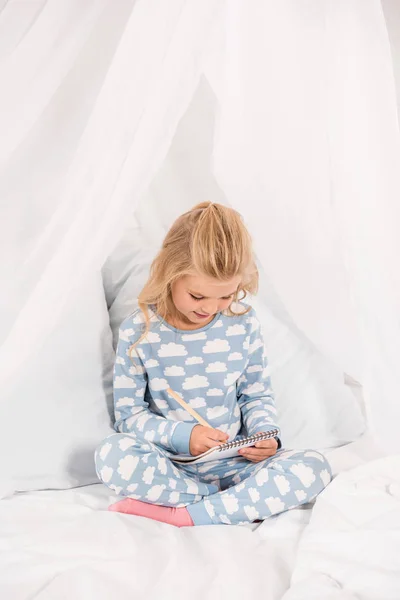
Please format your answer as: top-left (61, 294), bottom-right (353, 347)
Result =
top-left (189, 425), bottom-right (229, 456)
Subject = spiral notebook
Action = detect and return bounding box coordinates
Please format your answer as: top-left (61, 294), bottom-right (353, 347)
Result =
top-left (171, 428), bottom-right (280, 464)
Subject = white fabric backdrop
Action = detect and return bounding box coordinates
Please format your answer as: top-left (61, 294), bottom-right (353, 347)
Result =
top-left (0, 0), bottom-right (220, 381)
top-left (1, 0), bottom-right (399, 486)
top-left (208, 0), bottom-right (400, 452)
top-left (0, 0), bottom-right (224, 493)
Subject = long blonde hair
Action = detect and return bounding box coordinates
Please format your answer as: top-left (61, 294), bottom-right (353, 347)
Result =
top-left (130, 202), bottom-right (258, 357)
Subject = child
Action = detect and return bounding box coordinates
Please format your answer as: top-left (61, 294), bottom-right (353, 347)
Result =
top-left (95, 202), bottom-right (332, 527)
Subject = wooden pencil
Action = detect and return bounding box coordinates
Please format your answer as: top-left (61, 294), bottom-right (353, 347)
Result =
top-left (166, 387), bottom-right (211, 428)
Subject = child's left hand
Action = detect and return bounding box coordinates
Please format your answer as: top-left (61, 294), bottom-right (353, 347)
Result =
top-left (238, 437), bottom-right (278, 463)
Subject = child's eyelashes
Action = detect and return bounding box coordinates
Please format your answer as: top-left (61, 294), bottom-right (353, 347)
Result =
top-left (189, 293), bottom-right (233, 301)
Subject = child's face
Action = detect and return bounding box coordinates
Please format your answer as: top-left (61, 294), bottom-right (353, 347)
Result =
top-left (171, 273), bottom-right (241, 326)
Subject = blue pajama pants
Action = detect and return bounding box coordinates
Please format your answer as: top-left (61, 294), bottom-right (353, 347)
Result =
top-left (95, 433), bottom-right (332, 526)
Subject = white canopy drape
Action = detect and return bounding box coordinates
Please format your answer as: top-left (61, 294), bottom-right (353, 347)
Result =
top-left (1, 0), bottom-right (400, 452)
top-left (210, 0), bottom-right (400, 451)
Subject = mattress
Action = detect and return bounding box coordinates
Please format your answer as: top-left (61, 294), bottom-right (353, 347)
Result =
top-left (0, 432), bottom-right (398, 600)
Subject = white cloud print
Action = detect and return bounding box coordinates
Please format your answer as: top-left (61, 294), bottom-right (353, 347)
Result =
top-left (242, 382), bottom-right (265, 395)
top-left (228, 352), bottom-right (243, 361)
top-left (246, 316), bottom-right (260, 332)
top-left (119, 437), bottom-right (136, 452)
top-left (247, 364), bottom-right (263, 373)
top-left (249, 338), bottom-right (263, 354)
top-left (115, 396), bottom-right (134, 408)
top-left (132, 312), bottom-right (145, 324)
top-left (144, 358), bottom-right (159, 368)
top-left (202, 339), bottom-right (230, 354)
top-left (207, 405), bottom-right (228, 419)
top-left (119, 328), bottom-right (134, 341)
top-left (255, 469), bottom-right (269, 486)
top-left (181, 332), bottom-right (207, 341)
top-left (185, 356), bottom-right (203, 365)
top-left (167, 409), bottom-right (195, 422)
top-left (182, 375), bottom-right (209, 390)
top-left (224, 371), bottom-right (241, 386)
top-left (114, 375), bottom-right (136, 389)
top-left (118, 455), bottom-right (139, 481)
top-left (164, 365), bottom-right (185, 376)
top-left (290, 463), bottom-right (316, 488)
top-left (226, 324), bottom-right (246, 336)
top-left (146, 484), bottom-right (166, 502)
top-left (244, 505), bottom-right (259, 521)
top-left (142, 466), bottom-right (155, 485)
top-left (295, 490), bottom-right (307, 502)
top-left (274, 475), bottom-right (291, 496)
top-left (249, 487), bottom-right (260, 502)
top-left (100, 466), bottom-right (113, 483)
top-left (129, 364), bottom-right (145, 375)
top-left (206, 361), bottom-right (227, 373)
top-left (149, 377), bottom-right (169, 391)
top-left (141, 331), bottom-right (161, 344)
top-left (128, 347), bottom-right (145, 360)
top-left (158, 343), bottom-right (187, 357)
top-left (211, 319), bottom-right (223, 328)
top-left (221, 493), bottom-right (239, 514)
top-left (154, 398), bottom-right (168, 410)
top-left (99, 442), bottom-right (112, 460)
top-left (206, 388), bottom-right (224, 396)
top-left (320, 469), bottom-right (331, 486)
top-left (265, 497), bottom-right (285, 514)
top-left (189, 397), bottom-right (206, 408)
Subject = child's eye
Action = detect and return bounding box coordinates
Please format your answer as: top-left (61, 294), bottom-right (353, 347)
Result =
top-left (189, 293), bottom-right (233, 301)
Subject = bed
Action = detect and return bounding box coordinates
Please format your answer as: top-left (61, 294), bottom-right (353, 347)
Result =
top-left (2, 431), bottom-right (398, 600)
top-left (1, 199), bottom-right (396, 599)
top-left (2, 4), bottom-right (400, 596)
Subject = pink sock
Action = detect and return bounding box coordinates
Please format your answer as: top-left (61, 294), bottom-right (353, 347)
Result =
top-left (108, 498), bottom-right (194, 527)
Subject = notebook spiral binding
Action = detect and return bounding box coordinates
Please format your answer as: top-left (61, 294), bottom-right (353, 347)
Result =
top-left (217, 428), bottom-right (280, 451)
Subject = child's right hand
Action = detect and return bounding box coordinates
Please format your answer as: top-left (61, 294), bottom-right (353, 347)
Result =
top-left (189, 425), bottom-right (229, 456)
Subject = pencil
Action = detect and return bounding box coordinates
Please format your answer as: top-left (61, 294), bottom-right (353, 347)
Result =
top-left (166, 387), bottom-right (211, 428)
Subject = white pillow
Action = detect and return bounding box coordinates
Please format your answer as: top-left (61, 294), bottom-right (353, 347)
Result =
top-left (250, 278), bottom-right (366, 449)
top-left (102, 222), bottom-right (158, 349)
top-left (0, 273), bottom-right (115, 497)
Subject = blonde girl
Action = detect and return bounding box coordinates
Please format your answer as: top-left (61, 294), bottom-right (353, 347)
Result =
top-left (95, 202), bottom-right (332, 527)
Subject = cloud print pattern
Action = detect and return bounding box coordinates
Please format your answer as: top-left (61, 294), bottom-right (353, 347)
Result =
top-left (95, 305), bottom-right (332, 525)
top-left (111, 305), bottom-right (280, 455)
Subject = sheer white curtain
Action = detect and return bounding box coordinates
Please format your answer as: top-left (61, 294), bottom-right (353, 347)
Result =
top-left (210, 0), bottom-right (400, 452)
top-left (1, 0), bottom-right (399, 454)
top-left (0, 0), bottom-right (220, 383)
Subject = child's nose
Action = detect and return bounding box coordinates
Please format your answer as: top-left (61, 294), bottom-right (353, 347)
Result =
top-left (201, 300), bottom-right (218, 315)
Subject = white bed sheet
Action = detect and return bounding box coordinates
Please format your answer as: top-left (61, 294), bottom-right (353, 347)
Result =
top-left (282, 452), bottom-right (400, 600)
top-left (0, 432), bottom-right (392, 600)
